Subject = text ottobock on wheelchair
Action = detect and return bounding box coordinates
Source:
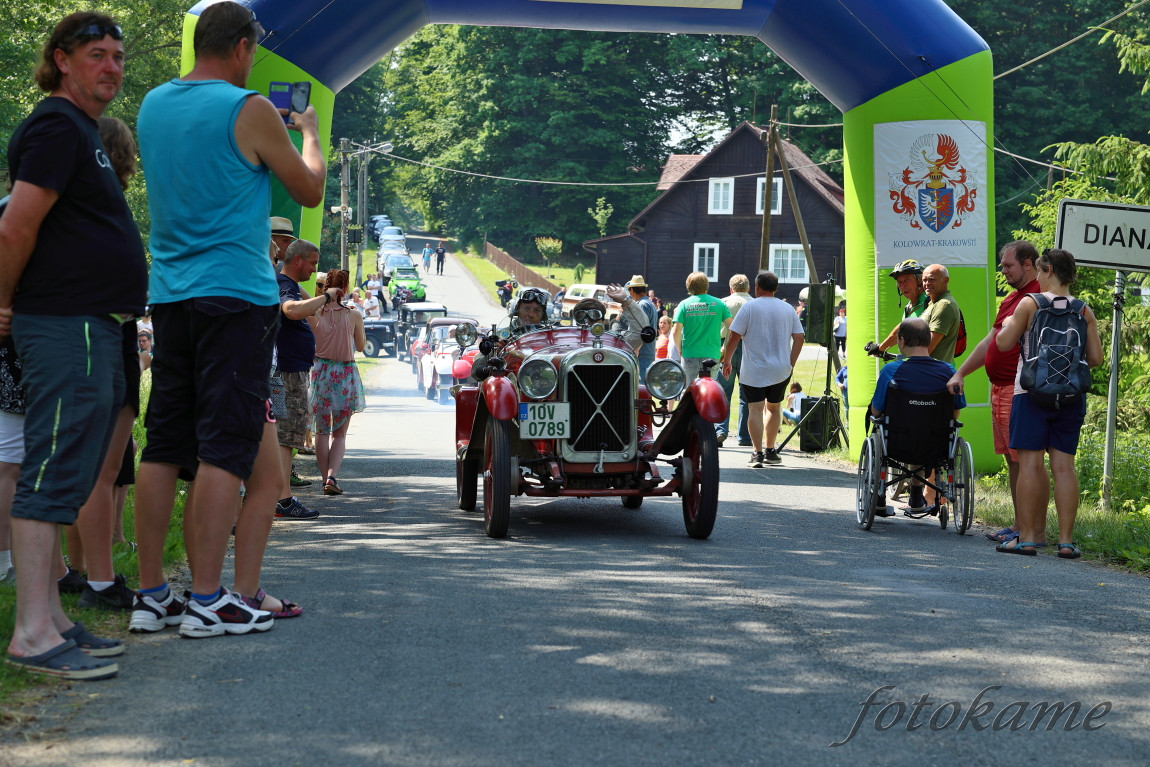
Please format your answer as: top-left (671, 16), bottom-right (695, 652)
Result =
top-left (855, 384), bottom-right (974, 533)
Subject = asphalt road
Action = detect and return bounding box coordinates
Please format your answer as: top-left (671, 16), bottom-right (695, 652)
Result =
top-left (3, 253), bottom-right (1149, 766)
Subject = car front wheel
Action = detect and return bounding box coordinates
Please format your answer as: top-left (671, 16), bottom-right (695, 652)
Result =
top-left (682, 414), bottom-right (718, 539)
top-left (483, 419), bottom-right (512, 538)
top-left (363, 335), bottom-right (379, 358)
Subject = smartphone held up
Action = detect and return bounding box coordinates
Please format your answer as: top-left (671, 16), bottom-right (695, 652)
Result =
top-left (269, 81), bottom-right (311, 125)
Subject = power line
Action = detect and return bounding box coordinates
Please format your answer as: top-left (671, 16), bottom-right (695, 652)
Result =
top-left (994, 0), bottom-right (1150, 80)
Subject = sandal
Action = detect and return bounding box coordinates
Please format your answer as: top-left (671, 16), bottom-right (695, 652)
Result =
top-left (239, 588), bottom-right (303, 619)
top-left (985, 527), bottom-right (1019, 543)
top-left (61, 621), bottom-right (124, 657)
top-left (323, 477), bottom-right (343, 495)
top-left (996, 539), bottom-right (1038, 556)
top-left (1058, 542), bottom-right (1083, 559)
top-left (5, 639), bottom-right (118, 680)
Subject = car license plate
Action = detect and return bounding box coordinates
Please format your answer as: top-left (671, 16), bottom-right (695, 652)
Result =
top-left (519, 402), bottom-right (570, 439)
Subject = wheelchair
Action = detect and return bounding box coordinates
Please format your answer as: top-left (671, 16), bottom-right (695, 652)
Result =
top-left (855, 383), bottom-right (974, 533)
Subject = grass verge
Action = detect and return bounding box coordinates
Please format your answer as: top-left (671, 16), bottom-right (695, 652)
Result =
top-left (1, 369), bottom-right (189, 706)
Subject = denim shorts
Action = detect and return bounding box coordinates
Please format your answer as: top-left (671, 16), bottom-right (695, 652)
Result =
top-left (11, 314), bottom-right (124, 524)
top-left (141, 298), bottom-right (278, 481)
top-left (1008, 392), bottom-right (1087, 455)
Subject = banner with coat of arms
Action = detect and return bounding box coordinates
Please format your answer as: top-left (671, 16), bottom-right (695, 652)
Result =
top-left (874, 120), bottom-right (989, 268)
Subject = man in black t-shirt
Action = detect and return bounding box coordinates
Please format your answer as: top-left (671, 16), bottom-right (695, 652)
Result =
top-left (435, 241), bottom-right (447, 275)
top-left (0, 12), bottom-right (146, 680)
top-left (274, 239), bottom-right (342, 520)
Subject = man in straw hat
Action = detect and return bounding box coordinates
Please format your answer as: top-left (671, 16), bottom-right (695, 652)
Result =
top-left (624, 275), bottom-right (658, 384)
top-left (270, 215), bottom-right (296, 268)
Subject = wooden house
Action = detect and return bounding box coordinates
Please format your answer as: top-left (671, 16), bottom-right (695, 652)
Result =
top-left (583, 122), bottom-right (845, 306)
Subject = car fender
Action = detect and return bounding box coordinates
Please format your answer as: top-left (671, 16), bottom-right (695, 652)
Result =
top-left (688, 375), bottom-right (729, 424)
top-left (650, 382), bottom-right (728, 456)
top-left (482, 375), bottom-right (518, 421)
top-left (434, 353), bottom-right (456, 376)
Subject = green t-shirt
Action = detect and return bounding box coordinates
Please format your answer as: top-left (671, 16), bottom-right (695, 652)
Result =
top-left (673, 294), bottom-right (731, 358)
top-left (922, 290), bottom-right (960, 364)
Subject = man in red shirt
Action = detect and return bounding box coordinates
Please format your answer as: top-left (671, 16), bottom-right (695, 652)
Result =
top-left (947, 241), bottom-right (1040, 542)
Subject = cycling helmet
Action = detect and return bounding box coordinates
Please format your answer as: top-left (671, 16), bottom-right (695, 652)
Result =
top-left (889, 259), bottom-right (924, 278)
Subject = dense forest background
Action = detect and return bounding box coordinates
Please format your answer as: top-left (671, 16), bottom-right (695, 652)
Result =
top-left (0, 0), bottom-right (1147, 263)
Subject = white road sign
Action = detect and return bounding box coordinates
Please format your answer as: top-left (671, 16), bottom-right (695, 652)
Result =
top-left (1056, 198), bottom-right (1150, 271)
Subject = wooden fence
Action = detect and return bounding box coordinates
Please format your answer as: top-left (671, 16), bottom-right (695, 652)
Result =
top-left (483, 242), bottom-right (562, 296)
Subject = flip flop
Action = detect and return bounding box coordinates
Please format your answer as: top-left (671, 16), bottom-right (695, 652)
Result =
top-left (240, 588), bottom-right (303, 619)
top-left (62, 621), bottom-right (125, 657)
top-left (5, 639), bottom-right (118, 680)
top-left (985, 527), bottom-right (1019, 542)
top-left (1058, 543), bottom-right (1083, 559)
top-left (996, 539), bottom-right (1038, 556)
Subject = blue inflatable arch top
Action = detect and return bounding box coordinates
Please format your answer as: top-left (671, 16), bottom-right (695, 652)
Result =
top-left (196, 0), bottom-right (987, 112)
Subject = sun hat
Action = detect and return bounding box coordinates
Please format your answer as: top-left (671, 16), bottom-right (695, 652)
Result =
top-left (624, 274), bottom-right (648, 289)
top-left (270, 216), bottom-right (296, 239)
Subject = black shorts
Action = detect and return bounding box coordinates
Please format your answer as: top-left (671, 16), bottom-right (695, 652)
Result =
top-left (741, 377), bottom-right (790, 405)
top-left (120, 321), bottom-right (141, 415)
top-left (141, 298), bottom-right (279, 481)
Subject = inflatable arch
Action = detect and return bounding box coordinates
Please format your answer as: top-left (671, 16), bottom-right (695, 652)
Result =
top-left (183, 0), bottom-right (998, 467)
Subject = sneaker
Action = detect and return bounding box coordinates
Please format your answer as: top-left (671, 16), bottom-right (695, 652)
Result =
top-left (58, 566), bottom-right (89, 594)
top-left (0, 566), bottom-right (14, 587)
top-left (716, 434), bottom-right (726, 447)
top-left (130, 589), bottom-right (188, 633)
top-left (179, 588), bottom-right (274, 638)
top-left (762, 448), bottom-right (782, 465)
top-left (78, 575), bottom-right (135, 611)
top-left (290, 470), bottom-right (311, 487)
top-left (747, 451), bottom-right (764, 468)
top-left (737, 439), bottom-right (753, 447)
top-left (874, 504), bottom-right (895, 518)
top-left (275, 497), bottom-right (320, 520)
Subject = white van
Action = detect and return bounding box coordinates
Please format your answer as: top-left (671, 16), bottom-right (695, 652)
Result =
top-left (560, 283), bottom-right (621, 321)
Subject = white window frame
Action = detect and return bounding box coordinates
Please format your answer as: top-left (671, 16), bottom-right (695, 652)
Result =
top-left (694, 243), bottom-right (720, 282)
top-left (756, 177), bottom-right (784, 215)
top-left (707, 177), bottom-right (734, 215)
top-left (769, 243), bottom-right (809, 284)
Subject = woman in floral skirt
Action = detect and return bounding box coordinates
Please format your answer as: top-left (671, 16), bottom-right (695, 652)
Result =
top-left (308, 269), bottom-right (366, 494)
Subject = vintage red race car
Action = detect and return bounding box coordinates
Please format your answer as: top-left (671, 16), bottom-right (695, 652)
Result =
top-left (451, 309), bottom-right (728, 539)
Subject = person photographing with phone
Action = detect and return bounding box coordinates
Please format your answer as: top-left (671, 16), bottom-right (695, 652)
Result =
top-left (133, 1), bottom-right (327, 640)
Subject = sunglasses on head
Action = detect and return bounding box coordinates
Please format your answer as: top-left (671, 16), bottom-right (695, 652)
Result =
top-left (70, 23), bottom-right (123, 42)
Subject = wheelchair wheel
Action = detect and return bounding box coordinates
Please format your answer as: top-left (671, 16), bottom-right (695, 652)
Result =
top-left (952, 438), bottom-right (974, 535)
top-left (855, 434), bottom-right (880, 530)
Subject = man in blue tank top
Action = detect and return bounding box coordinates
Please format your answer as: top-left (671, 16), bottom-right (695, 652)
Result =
top-left (133, 1), bottom-right (326, 639)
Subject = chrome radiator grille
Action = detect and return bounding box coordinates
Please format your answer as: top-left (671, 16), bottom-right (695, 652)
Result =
top-left (566, 364), bottom-right (633, 453)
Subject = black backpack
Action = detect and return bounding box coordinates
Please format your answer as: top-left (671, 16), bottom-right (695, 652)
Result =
top-left (1019, 294), bottom-right (1091, 410)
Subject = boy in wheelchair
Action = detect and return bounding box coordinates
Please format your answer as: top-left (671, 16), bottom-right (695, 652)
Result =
top-left (867, 318), bottom-right (967, 519)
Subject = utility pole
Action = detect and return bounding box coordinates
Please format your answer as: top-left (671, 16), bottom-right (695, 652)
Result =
top-left (339, 137), bottom-right (350, 271)
top-left (356, 150), bottom-right (369, 286)
top-left (758, 105), bottom-right (777, 270)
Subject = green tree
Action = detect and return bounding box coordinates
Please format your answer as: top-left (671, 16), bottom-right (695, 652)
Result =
top-left (534, 236), bottom-right (563, 266)
top-left (587, 197), bottom-right (613, 238)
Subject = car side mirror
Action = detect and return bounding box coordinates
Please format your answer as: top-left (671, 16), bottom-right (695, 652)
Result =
top-left (640, 326), bottom-right (657, 344)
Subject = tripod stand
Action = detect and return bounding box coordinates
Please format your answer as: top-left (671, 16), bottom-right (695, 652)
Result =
top-left (777, 280), bottom-right (846, 453)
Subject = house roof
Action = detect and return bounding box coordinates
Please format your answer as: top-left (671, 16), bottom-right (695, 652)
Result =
top-left (657, 155), bottom-right (704, 190)
top-left (628, 122), bottom-right (843, 229)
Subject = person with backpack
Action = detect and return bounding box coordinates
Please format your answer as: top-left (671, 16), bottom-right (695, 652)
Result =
top-left (993, 248), bottom-right (1103, 558)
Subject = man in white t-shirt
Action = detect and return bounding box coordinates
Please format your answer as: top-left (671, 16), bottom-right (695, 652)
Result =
top-left (362, 292), bottom-right (381, 318)
top-left (719, 271), bottom-right (805, 467)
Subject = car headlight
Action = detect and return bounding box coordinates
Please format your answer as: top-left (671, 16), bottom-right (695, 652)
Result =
top-left (519, 358), bottom-right (558, 399)
top-left (646, 359), bottom-right (686, 400)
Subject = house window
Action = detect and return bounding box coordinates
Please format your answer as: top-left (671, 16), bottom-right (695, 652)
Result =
top-left (707, 178), bottom-right (734, 215)
top-left (769, 244), bottom-right (808, 284)
top-left (694, 243), bottom-right (719, 282)
top-left (756, 177), bottom-right (783, 216)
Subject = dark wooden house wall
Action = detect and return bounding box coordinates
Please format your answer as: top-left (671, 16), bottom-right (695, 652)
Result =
top-left (593, 127), bottom-right (845, 308)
